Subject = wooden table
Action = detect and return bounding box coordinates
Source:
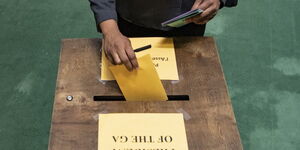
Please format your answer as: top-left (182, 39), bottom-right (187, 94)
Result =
top-left (48, 37), bottom-right (243, 150)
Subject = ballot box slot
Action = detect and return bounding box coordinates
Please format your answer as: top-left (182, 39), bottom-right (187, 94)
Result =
top-left (93, 95), bottom-right (189, 101)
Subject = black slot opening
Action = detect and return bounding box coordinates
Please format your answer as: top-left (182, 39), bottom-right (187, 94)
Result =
top-left (93, 95), bottom-right (189, 101)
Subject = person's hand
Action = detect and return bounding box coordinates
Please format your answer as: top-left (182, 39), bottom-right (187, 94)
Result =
top-left (100, 20), bottom-right (138, 71)
top-left (103, 31), bottom-right (139, 71)
top-left (186, 0), bottom-right (221, 24)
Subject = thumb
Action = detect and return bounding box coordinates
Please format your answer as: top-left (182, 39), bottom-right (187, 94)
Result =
top-left (191, 0), bottom-right (203, 10)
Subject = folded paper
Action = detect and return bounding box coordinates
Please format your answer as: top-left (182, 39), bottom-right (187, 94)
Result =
top-left (101, 37), bottom-right (179, 80)
top-left (98, 113), bottom-right (189, 150)
top-left (109, 54), bottom-right (168, 101)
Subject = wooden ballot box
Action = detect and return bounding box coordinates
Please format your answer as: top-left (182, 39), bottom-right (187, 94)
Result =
top-left (48, 37), bottom-right (243, 150)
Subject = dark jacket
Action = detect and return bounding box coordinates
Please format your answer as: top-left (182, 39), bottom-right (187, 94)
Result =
top-left (89, 0), bottom-right (238, 31)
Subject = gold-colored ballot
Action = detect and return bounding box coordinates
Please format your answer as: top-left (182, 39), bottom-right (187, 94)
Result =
top-left (109, 54), bottom-right (168, 101)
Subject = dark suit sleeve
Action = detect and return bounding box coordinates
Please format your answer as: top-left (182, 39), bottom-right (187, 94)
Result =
top-left (89, 0), bottom-right (117, 32)
top-left (221, 0), bottom-right (238, 7)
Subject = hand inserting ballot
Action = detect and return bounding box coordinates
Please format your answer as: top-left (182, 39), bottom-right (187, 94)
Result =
top-left (101, 20), bottom-right (139, 71)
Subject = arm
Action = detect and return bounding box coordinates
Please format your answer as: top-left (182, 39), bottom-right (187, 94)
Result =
top-left (89, 0), bottom-right (138, 71)
top-left (100, 20), bottom-right (139, 71)
top-left (89, 0), bottom-right (118, 32)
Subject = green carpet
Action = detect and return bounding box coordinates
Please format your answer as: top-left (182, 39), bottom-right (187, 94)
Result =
top-left (0, 0), bottom-right (299, 149)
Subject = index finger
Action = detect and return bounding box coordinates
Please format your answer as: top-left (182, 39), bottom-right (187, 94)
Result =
top-left (117, 49), bottom-right (133, 71)
top-left (126, 46), bottom-right (139, 69)
top-left (191, 0), bottom-right (203, 10)
top-left (198, 0), bottom-right (213, 11)
top-left (187, 0), bottom-right (212, 22)
top-left (197, 5), bottom-right (218, 22)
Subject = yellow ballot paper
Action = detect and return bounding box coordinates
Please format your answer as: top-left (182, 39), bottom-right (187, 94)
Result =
top-left (101, 37), bottom-right (179, 80)
top-left (98, 113), bottom-right (189, 150)
top-left (109, 54), bottom-right (168, 101)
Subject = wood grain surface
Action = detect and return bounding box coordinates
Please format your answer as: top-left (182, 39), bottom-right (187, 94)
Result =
top-left (48, 37), bottom-right (243, 150)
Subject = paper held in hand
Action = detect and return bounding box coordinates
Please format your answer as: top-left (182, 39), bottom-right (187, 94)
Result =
top-left (109, 54), bottom-right (168, 101)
